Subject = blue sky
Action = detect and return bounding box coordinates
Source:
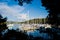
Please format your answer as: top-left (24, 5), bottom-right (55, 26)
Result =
top-left (0, 0), bottom-right (48, 22)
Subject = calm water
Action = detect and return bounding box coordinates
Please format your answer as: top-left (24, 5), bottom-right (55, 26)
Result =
top-left (7, 24), bottom-right (51, 38)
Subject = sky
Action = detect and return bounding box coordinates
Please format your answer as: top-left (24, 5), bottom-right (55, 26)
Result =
top-left (0, 0), bottom-right (49, 22)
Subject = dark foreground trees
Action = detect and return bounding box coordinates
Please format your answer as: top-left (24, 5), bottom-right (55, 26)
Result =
top-left (15, 0), bottom-right (32, 6)
top-left (41, 0), bottom-right (60, 27)
top-left (3, 29), bottom-right (29, 40)
top-left (0, 14), bottom-right (7, 32)
top-left (0, 14), bottom-right (7, 40)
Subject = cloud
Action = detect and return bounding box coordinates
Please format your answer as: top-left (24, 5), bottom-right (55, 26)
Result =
top-left (17, 11), bottom-right (29, 19)
top-left (0, 3), bottom-right (29, 21)
top-left (0, 3), bottom-right (24, 16)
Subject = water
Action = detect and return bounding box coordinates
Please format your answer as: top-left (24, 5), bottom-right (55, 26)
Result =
top-left (7, 24), bottom-right (22, 30)
top-left (7, 24), bottom-right (51, 39)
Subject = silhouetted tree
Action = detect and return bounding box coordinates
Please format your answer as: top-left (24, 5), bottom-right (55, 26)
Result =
top-left (15, 0), bottom-right (32, 6)
top-left (0, 14), bottom-right (7, 40)
top-left (0, 14), bottom-right (7, 32)
top-left (4, 29), bottom-right (29, 40)
top-left (33, 37), bottom-right (44, 40)
top-left (41, 0), bottom-right (60, 27)
top-left (45, 28), bottom-right (60, 40)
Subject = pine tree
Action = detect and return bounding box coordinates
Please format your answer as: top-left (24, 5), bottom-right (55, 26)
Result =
top-left (0, 14), bottom-right (7, 32)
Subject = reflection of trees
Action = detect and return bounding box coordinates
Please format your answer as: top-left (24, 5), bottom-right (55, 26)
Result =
top-left (45, 28), bottom-right (60, 40)
top-left (36, 27), bottom-right (60, 40)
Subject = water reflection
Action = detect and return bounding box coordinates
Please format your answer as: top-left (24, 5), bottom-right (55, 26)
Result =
top-left (7, 24), bottom-right (51, 31)
top-left (7, 24), bottom-right (51, 37)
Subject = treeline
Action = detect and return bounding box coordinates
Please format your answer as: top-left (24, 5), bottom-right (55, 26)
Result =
top-left (7, 18), bottom-right (47, 24)
top-left (20, 18), bottom-right (47, 24)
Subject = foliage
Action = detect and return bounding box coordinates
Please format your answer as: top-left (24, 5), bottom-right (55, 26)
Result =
top-left (41, 0), bottom-right (60, 26)
top-left (0, 14), bottom-right (7, 32)
top-left (3, 29), bottom-right (29, 40)
top-left (21, 18), bottom-right (46, 24)
top-left (15, 0), bottom-right (32, 6)
top-left (0, 14), bottom-right (7, 40)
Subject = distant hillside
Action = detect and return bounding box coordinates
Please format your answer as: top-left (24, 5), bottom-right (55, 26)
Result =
top-left (7, 18), bottom-right (47, 24)
top-left (21, 18), bottom-right (47, 24)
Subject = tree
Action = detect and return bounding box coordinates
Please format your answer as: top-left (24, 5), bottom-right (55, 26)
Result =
top-left (4, 29), bottom-right (29, 40)
top-left (0, 14), bottom-right (7, 32)
top-left (15, 0), bottom-right (32, 6)
top-left (0, 14), bottom-right (7, 40)
top-left (41, 0), bottom-right (60, 27)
